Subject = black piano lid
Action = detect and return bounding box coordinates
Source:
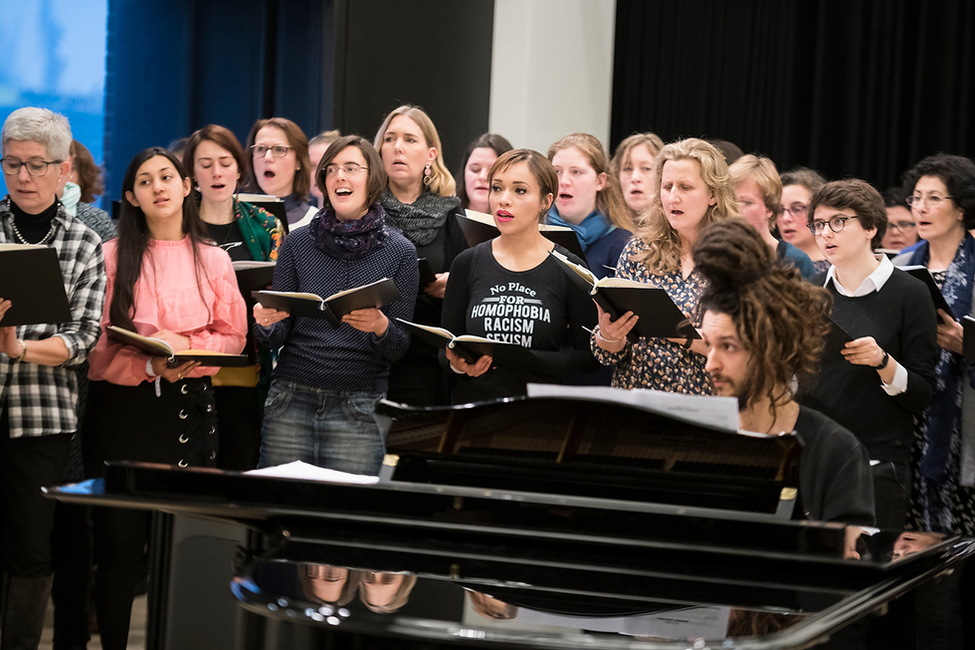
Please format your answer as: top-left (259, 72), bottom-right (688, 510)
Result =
top-left (375, 394), bottom-right (803, 516)
top-left (48, 462), bottom-right (968, 587)
top-left (51, 461), bottom-right (841, 561)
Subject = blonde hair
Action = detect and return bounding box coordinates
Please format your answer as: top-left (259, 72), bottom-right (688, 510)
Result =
top-left (729, 154), bottom-right (782, 216)
top-left (373, 105), bottom-right (456, 197)
top-left (634, 138), bottom-right (739, 274)
top-left (547, 132), bottom-right (632, 230)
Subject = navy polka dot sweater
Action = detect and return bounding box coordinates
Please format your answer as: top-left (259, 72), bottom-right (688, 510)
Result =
top-left (254, 225), bottom-right (418, 394)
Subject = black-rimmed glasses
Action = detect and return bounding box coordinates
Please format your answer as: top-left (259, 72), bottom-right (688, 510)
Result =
top-left (0, 157), bottom-right (61, 177)
top-left (808, 215), bottom-right (856, 236)
top-left (251, 144), bottom-right (293, 158)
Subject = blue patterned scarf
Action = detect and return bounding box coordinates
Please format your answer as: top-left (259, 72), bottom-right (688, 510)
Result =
top-left (546, 207), bottom-right (615, 251)
top-left (908, 233), bottom-right (975, 482)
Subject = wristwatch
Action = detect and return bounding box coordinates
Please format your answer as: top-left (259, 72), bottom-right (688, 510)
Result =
top-left (872, 350), bottom-right (889, 370)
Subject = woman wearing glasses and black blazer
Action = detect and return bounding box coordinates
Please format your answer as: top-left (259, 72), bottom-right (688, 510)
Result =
top-left (801, 179), bottom-right (938, 530)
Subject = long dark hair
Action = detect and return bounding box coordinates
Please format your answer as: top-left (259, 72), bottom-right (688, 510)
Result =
top-left (456, 133), bottom-right (513, 209)
top-left (110, 147), bottom-right (211, 330)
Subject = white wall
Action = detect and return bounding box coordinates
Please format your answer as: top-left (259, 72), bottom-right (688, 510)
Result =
top-left (489, 0), bottom-right (616, 154)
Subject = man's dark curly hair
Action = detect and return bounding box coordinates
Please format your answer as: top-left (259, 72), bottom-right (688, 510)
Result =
top-left (693, 219), bottom-right (833, 425)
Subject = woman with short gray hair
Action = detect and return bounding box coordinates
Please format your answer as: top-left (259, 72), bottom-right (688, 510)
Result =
top-left (0, 106), bottom-right (105, 648)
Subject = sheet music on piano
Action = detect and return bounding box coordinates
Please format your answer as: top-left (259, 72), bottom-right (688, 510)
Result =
top-left (527, 383), bottom-right (743, 433)
top-left (526, 383), bottom-right (798, 438)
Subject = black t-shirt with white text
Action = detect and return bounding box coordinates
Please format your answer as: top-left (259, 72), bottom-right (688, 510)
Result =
top-left (442, 242), bottom-right (597, 403)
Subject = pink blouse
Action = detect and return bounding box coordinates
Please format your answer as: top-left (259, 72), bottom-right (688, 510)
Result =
top-left (88, 236), bottom-right (247, 386)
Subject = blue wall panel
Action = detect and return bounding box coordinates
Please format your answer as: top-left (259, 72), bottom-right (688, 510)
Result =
top-left (0, 0), bottom-right (107, 201)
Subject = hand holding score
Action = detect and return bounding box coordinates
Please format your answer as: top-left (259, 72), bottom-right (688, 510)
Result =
top-left (445, 347), bottom-right (492, 377)
top-left (593, 303), bottom-right (637, 353)
top-left (151, 357), bottom-right (200, 383)
top-left (423, 272), bottom-right (449, 299)
top-left (342, 308), bottom-right (389, 337)
top-left (148, 329), bottom-right (198, 382)
top-left (253, 303), bottom-right (289, 328)
top-left (843, 336), bottom-right (898, 384)
top-left (0, 298), bottom-right (19, 360)
top-left (151, 329), bottom-right (192, 353)
top-left (841, 336), bottom-right (888, 367)
top-left (936, 309), bottom-right (964, 355)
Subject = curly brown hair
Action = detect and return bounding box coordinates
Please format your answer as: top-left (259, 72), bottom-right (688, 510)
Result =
top-left (693, 219), bottom-right (833, 424)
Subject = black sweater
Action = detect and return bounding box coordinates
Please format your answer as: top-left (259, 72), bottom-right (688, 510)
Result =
top-left (796, 406), bottom-right (875, 526)
top-left (803, 269), bottom-right (939, 463)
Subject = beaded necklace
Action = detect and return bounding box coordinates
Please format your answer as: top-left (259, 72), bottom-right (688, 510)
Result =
top-left (11, 217), bottom-right (56, 245)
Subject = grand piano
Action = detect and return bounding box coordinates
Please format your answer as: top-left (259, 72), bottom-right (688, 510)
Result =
top-left (48, 389), bottom-right (974, 649)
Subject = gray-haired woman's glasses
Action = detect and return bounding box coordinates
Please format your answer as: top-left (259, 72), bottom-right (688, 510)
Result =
top-left (0, 157), bottom-right (61, 177)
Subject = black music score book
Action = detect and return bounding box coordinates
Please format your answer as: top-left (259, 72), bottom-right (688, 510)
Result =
top-left (824, 317), bottom-right (855, 360)
top-left (235, 193), bottom-right (289, 233)
top-left (901, 265), bottom-right (954, 322)
top-left (548, 250), bottom-right (699, 342)
top-left (252, 278), bottom-right (400, 327)
top-left (106, 325), bottom-right (249, 367)
top-left (963, 316), bottom-right (975, 360)
top-left (0, 244), bottom-right (71, 326)
top-left (396, 318), bottom-right (539, 367)
top-left (232, 260), bottom-right (275, 296)
top-left (457, 210), bottom-right (587, 260)
top-left (417, 258), bottom-right (437, 288)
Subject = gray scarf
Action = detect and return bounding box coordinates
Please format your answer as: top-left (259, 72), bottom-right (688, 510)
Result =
top-left (379, 189), bottom-right (460, 247)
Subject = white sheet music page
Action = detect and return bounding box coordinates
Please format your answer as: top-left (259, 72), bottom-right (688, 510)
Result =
top-left (245, 460), bottom-right (379, 484)
top-left (526, 383), bottom-right (740, 433)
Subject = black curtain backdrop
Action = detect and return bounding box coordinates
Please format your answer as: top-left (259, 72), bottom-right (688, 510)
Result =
top-left (332, 0), bottom-right (495, 171)
top-left (611, 0), bottom-right (975, 190)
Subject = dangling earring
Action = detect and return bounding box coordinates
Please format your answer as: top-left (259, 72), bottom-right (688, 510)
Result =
top-left (423, 163), bottom-right (433, 186)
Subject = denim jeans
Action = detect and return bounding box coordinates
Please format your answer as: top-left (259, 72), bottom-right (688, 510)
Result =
top-left (258, 380), bottom-right (385, 476)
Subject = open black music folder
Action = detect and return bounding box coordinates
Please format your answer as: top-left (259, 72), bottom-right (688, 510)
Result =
top-left (0, 243), bottom-right (71, 326)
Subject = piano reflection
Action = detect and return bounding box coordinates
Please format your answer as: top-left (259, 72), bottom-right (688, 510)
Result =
top-left (46, 390), bottom-right (975, 649)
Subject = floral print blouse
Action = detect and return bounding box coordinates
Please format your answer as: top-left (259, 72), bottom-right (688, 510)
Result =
top-left (590, 237), bottom-right (712, 395)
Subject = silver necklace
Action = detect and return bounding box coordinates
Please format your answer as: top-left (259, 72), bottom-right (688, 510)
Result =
top-left (11, 218), bottom-right (56, 246)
